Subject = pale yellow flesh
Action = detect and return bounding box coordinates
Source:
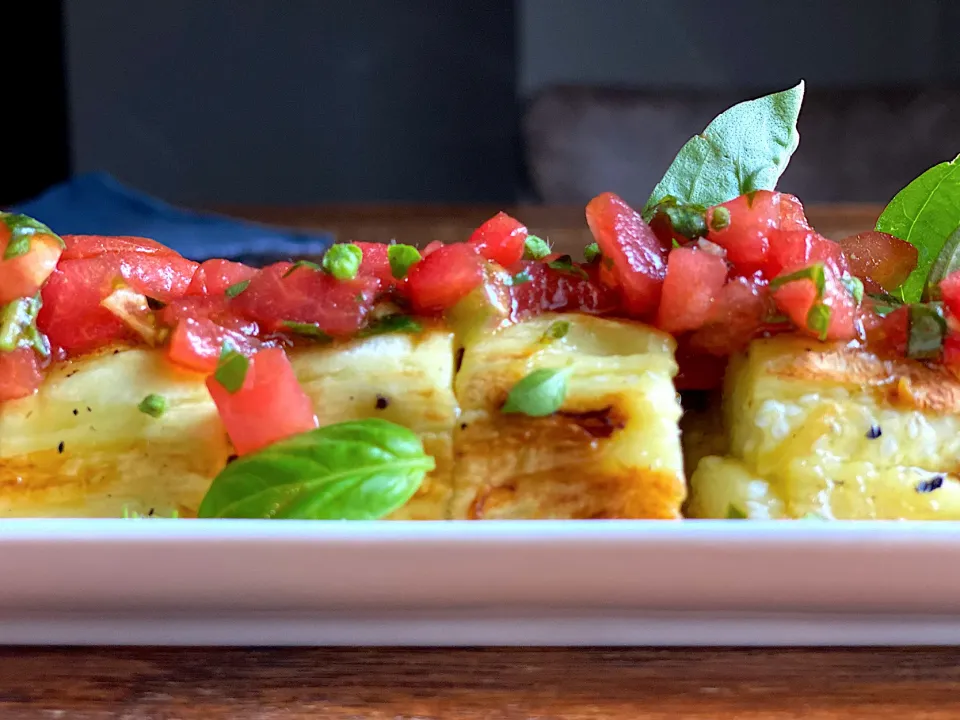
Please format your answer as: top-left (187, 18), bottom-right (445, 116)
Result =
top-left (0, 315), bottom-right (686, 519)
top-left (687, 335), bottom-right (960, 520)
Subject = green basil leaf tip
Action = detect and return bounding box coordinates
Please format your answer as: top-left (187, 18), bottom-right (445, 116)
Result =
top-left (357, 314), bottom-right (422, 338)
top-left (806, 303), bottom-right (831, 341)
top-left (138, 394), bottom-right (168, 418)
top-left (841, 276), bottom-right (864, 305)
top-left (770, 263), bottom-right (826, 296)
top-left (197, 418), bottom-right (435, 519)
top-left (214, 342), bottom-right (250, 393)
top-left (583, 242), bottom-right (601, 263)
top-left (282, 260), bottom-right (322, 278)
top-left (876, 154), bottom-right (960, 302)
top-left (0, 294), bottom-right (45, 354)
top-left (644, 81), bottom-right (804, 214)
top-left (523, 235), bottom-right (552, 261)
top-left (543, 320), bottom-right (570, 341)
top-left (224, 279), bottom-right (251, 298)
top-left (501, 367), bottom-right (572, 417)
top-left (547, 255), bottom-right (588, 279)
top-left (322, 243), bottom-right (363, 281)
top-left (388, 244), bottom-right (422, 280)
top-left (284, 321), bottom-right (332, 342)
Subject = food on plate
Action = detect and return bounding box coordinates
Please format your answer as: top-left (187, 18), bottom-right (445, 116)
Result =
top-left (3, 80), bottom-right (960, 520)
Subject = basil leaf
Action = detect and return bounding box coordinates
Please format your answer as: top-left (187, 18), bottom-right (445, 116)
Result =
top-left (322, 243), bottom-right (362, 281)
top-left (138, 394), bottom-right (168, 418)
top-left (501, 367), bottom-right (572, 417)
top-left (0, 294), bottom-right (44, 353)
top-left (357, 314), bottom-right (423, 337)
top-left (1, 212), bottom-right (63, 260)
top-left (648, 196), bottom-right (708, 239)
top-left (868, 292), bottom-right (904, 317)
top-left (644, 81), bottom-right (804, 214)
top-left (907, 304), bottom-right (946, 359)
top-left (841, 276), bottom-right (864, 305)
top-left (725, 504), bottom-right (748, 520)
top-left (387, 244), bottom-right (421, 279)
top-left (806, 303), bottom-right (831, 340)
top-left (924, 226), bottom-right (960, 300)
top-left (283, 260), bottom-right (322, 278)
top-left (523, 235), bottom-right (552, 261)
top-left (224, 279), bottom-right (251, 298)
top-left (284, 321), bottom-right (332, 342)
top-left (709, 206), bottom-right (731, 232)
top-left (547, 255), bottom-right (588, 280)
top-left (583, 242), bottom-right (601, 263)
top-left (197, 418), bottom-right (435, 519)
top-left (876, 154), bottom-right (960, 302)
top-left (214, 342), bottom-right (249, 393)
top-left (509, 269), bottom-right (532, 286)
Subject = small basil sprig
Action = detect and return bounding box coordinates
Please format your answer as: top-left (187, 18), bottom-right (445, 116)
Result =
top-left (388, 244), bottom-right (421, 279)
top-left (645, 196), bottom-right (708, 239)
top-left (644, 81), bottom-right (804, 214)
top-left (523, 236), bottom-right (552, 261)
top-left (583, 243), bottom-right (601, 263)
top-left (138, 394), bottom-right (168, 418)
top-left (322, 243), bottom-right (363, 280)
top-left (225, 279), bottom-right (251, 298)
top-left (501, 367), bottom-right (572, 417)
top-left (875, 154), bottom-right (960, 302)
top-left (197, 418), bottom-right (435, 519)
top-left (1, 212), bottom-right (63, 260)
top-left (214, 342), bottom-right (250, 393)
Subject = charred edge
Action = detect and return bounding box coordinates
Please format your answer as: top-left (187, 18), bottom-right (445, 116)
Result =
top-left (455, 347), bottom-right (465, 373)
top-left (556, 406), bottom-right (625, 439)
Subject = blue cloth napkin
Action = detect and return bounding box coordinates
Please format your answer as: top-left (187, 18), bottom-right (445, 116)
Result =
top-left (10, 172), bottom-right (334, 264)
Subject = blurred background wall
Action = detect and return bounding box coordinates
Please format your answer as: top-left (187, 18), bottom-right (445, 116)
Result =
top-left (4, 1), bottom-right (960, 207)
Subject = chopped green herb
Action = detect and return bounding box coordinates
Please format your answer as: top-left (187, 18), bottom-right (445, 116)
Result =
top-left (283, 321), bottom-right (332, 342)
top-left (1, 212), bottom-right (62, 260)
top-left (583, 242), bottom-right (601, 263)
top-left (542, 320), bottom-right (570, 342)
top-left (225, 279), bottom-right (251, 298)
top-left (523, 235), bottom-right (552, 261)
top-left (770, 263), bottom-right (826, 297)
top-left (214, 342), bottom-right (250, 393)
top-left (0, 294), bottom-right (45, 353)
top-left (671, 238), bottom-right (682, 249)
top-left (138, 394), bottom-right (168, 418)
top-left (806, 303), bottom-right (831, 340)
top-left (709, 206), bottom-right (731, 232)
top-left (841, 275), bottom-right (864, 305)
top-left (322, 243), bottom-right (363, 281)
top-left (283, 260), bottom-right (322, 278)
top-left (509, 269), bottom-right (532, 286)
top-left (501, 367), bottom-right (572, 417)
top-left (725, 504), bottom-right (748, 519)
top-left (357, 315), bottom-right (423, 338)
top-left (647, 196), bottom-right (708, 239)
top-left (547, 255), bottom-right (589, 279)
top-left (387, 244), bottom-right (421, 280)
top-left (906, 303), bottom-right (946, 359)
top-left (868, 292), bottom-right (904, 317)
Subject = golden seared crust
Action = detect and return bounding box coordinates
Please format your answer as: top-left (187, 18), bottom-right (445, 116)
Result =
top-left (451, 313), bottom-right (686, 520)
top-left (689, 334), bottom-right (960, 520)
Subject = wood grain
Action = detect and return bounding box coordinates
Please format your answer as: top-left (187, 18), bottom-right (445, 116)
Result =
top-left (1, 647), bottom-right (959, 719)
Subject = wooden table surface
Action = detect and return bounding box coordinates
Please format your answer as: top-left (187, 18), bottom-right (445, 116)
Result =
top-left (6, 203), bottom-right (927, 718)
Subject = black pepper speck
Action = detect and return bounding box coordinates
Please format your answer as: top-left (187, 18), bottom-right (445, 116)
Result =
top-left (866, 425), bottom-right (882, 440)
top-left (57, 442), bottom-right (64, 454)
top-left (916, 475), bottom-right (945, 494)
top-left (375, 395), bottom-right (389, 410)
top-left (72, 409), bottom-right (79, 416)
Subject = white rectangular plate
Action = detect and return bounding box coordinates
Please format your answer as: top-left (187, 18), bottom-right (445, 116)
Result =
top-left (0, 519), bottom-right (957, 646)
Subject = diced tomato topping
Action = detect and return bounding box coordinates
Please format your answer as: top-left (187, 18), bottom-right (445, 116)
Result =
top-left (940, 270), bottom-right (960, 319)
top-left (187, 259), bottom-right (258, 296)
top-left (864, 305), bottom-right (908, 356)
top-left (655, 247), bottom-right (728, 334)
top-left (705, 190), bottom-right (780, 271)
top-left (61, 235), bottom-right (179, 261)
top-left (352, 242), bottom-right (394, 286)
top-left (778, 193), bottom-right (811, 232)
top-left (0, 348), bottom-right (43, 402)
top-left (206, 347), bottom-right (318, 456)
top-left (231, 262), bottom-right (380, 336)
top-left (688, 275), bottom-right (773, 356)
top-left (406, 243), bottom-right (484, 313)
top-left (468, 212), bottom-right (528, 267)
top-left (585, 192), bottom-right (667, 317)
top-left (38, 253), bottom-right (198, 355)
top-left (0, 227), bottom-right (63, 306)
top-left (767, 230), bottom-right (849, 279)
top-left (510, 261), bottom-right (619, 317)
top-left (161, 296), bottom-right (260, 373)
top-left (839, 231), bottom-right (918, 294)
top-left (771, 262), bottom-right (857, 342)
top-left (422, 241), bottom-right (444, 257)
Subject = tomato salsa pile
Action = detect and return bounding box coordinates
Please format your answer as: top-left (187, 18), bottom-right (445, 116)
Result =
top-left (0, 186), bottom-right (955, 453)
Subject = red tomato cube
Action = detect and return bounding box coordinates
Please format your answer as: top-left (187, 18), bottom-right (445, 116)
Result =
top-left (206, 347), bottom-right (318, 456)
top-left (585, 192), bottom-right (667, 318)
top-left (655, 247), bottom-right (728, 334)
top-left (405, 243), bottom-right (484, 313)
top-left (0, 229), bottom-right (63, 306)
top-left (772, 262), bottom-right (857, 341)
top-left (941, 270), bottom-right (960, 319)
top-left (705, 190), bottom-right (780, 272)
top-left (839, 231), bottom-right (918, 294)
top-left (510, 261), bottom-right (619, 318)
top-left (468, 212), bottom-right (528, 267)
top-left (688, 275), bottom-right (772, 356)
top-left (0, 348), bottom-right (43, 403)
top-left (61, 235), bottom-right (178, 261)
top-left (187, 259), bottom-right (258, 296)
